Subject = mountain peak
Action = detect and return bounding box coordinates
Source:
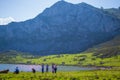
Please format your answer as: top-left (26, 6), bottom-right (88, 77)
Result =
top-left (80, 2), bottom-right (89, 5)
top-left (51, 0), bottom-right (73, 7)
top-left (39, 0), bottom-right (74, 17)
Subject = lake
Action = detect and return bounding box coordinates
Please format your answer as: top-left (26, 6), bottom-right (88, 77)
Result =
top-left (0, 64), bottom-right (96, 72)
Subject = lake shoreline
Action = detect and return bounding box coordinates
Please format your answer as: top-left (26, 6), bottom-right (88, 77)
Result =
top-left (0, 63), bottom-right (119, 72)
top-left (0, 63), bottom-right (118, 68)
top-left (0, 64), bottom-right (98, 72)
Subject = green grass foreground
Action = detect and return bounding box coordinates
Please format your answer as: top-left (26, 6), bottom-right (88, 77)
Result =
top-left (0, 70), bottom-right (120, 80)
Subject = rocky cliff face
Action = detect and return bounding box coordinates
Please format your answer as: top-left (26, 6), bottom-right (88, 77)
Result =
top-left (0, 1), bottom-right (120, 55)
top-left (104, 8), bottom-right (120, 19)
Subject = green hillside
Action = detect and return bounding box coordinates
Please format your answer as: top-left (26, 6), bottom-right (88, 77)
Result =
top-left (0, 35), bottom-right (120, 67)
top-left (86, 35), bottom-right (120, 58)
top-left (0, 50), bottom-right (34, 64)
top-left (0, 51), bottom-right (120, 67)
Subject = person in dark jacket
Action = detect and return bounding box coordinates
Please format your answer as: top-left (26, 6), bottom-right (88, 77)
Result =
top-left (46, 64), bottom-right (49, 72)
top-left (41, 63), bottom-right (44, 73)
top-left (52, 63), bottom-right (54, 73)
top-left (14, 67), bottom-right (19, 74)
top-left (32, 68), bottom-right (36, 73)
top-left (54, 64), bottom-right (57, 73)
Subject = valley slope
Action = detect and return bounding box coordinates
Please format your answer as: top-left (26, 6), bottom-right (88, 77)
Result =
top-left (0, 35), bottom-right (120, 66)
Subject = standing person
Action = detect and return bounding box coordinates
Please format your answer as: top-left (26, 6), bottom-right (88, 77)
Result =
top-left (46, 64), bottom-right (49, 72)
top-left (52, 63), bottom-right (54, 73)
top-left (41, 63), bottom-right (44, 73)
top-left (32, 68), bottom-right (36, 73)
top-left (14, 67), bottom-right (19, 74)
top-left (54, 64), bottom-right (57, 73)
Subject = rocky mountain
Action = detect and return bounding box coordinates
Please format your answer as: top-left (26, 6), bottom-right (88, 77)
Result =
top-left (0, 1), bottom-right (120, 55)
top-left (104, 7), bottom-right (120, 19)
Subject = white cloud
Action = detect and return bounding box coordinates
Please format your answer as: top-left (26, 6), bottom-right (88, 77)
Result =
top-left (0, 17), bottom-right (15, 25)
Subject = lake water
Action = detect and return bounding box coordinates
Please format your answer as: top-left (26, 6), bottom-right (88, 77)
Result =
top-left (0, 64), bottom-right (96, 72)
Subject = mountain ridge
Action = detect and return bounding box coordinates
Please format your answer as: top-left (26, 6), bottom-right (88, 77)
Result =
top-left (104, 8), bottom-right (120, 19)
top-left (0, 1), bottom-right (120, 55)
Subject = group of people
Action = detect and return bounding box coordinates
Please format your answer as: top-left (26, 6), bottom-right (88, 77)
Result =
top-left (14, 64), bottom-right (57, 74)
top-left (41, 63), bottom-right (57, 73)
top-left (41, 64), bottom-right (57, 73)
top-left (52, 64), bottom-right (57, 73)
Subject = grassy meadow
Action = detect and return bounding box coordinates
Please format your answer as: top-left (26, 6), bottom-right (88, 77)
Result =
top-left (0, 70), bottom-right (120, 80)
top-left (27, 53), bottom-right (120, 67)
top-left (0, 50), bottom-right (120, 67)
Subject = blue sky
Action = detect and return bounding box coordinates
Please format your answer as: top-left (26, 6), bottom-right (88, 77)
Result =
top-left (0, 0), bottom-right (120, 21)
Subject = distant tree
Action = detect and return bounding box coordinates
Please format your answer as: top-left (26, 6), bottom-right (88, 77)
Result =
top-left (62, 62), bottom-right (65, 65)
top-left (43, 58), bottom-right (46, 61)
top-left (27, 61), bottom-right (31, 64)
top-left (79, 57), bottom-right (85, 61)
top-left (91, 58), bottom-right (96, 60)
top-left (100, 61), bottom-right (104, 65)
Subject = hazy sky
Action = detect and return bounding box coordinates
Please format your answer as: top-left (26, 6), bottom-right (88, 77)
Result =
top-left (0, 0), bottom-right (120, 21)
